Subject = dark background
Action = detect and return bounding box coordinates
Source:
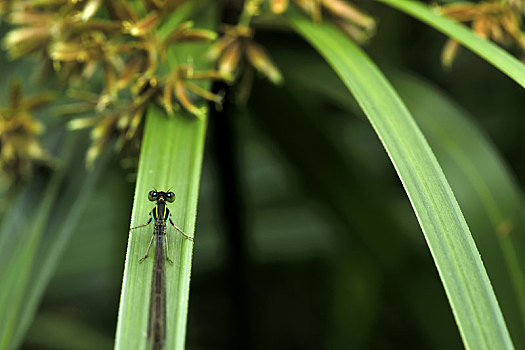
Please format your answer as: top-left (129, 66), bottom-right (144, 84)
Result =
top-left (8, 1), bottom-right (524, 349)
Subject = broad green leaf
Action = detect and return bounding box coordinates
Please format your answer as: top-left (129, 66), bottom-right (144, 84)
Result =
top-left (114, 2), bottom-right (215, 348)
top-left (375, 0), bottom-right (525, 89)
top-left (286, 11), bottom-right (514, 349)
top-left (114, 105), bottom-right (205, 350)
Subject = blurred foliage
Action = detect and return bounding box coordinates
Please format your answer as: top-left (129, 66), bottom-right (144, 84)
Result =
top-left (0, 0), bottom-right (524, 349)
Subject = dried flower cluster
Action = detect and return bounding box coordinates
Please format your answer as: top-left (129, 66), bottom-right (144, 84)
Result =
top-left (205, 0), bottom-right (284, 86)
top-left (438, 0), bottom-right (525, 67)
top-left (208, 24), bottom-right (283, 85)
top-left (291, 0), bottom-right (376, 42)
top-left (207, 0), bottom-right (375, 88)
top-left (2, 0), bottom-right (227, 167)
top-left (0, 81), bottom-right (52, 185)
top-left (1, 0), bottom-right (376, 170)
top-left (509, 0), bottom-right (525, 15)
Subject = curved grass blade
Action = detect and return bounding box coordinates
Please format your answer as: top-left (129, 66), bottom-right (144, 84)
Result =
top-left (278, 46), bottom-right (525, 346)
top-left (375, 0), bottom-right (525, 89)
top-left (114, 2), bottom-right (215, 348)
top-left (286, 11), bottom-right (514, 349)
top-left (389, 70), bottom-right (525, 345)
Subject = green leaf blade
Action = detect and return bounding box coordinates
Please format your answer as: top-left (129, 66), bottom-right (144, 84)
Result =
top-left (376, 0), bottom-right (525, 89)
top-left (286, 12), bottom-right (514, 349)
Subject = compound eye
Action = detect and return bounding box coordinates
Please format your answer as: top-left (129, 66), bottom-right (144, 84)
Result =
top-left (166, 192), bottom-right (175, 203)
top-left (148, 191), bottom-right (157, 201)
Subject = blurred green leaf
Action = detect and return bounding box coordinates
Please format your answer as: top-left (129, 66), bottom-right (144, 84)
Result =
top-left (376, 0), bottom-right (525, 89)
top-left (286, 11), bottom-right (514, 349)
top-left (25, 312), bottom-right (113, 350)
top-left (0, 137), bottom-right (71, 349)
top-left (0, 133), bottom-right (109, 349)
top-left (248, 79), bottom-right (459, 349)
top-left (11, 139), bottom-right (112, 349)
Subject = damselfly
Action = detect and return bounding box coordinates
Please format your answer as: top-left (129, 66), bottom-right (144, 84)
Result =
top-left (131, 190), bottom-right (193, 350)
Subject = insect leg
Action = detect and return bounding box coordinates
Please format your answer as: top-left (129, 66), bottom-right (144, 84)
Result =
top-left (164, 234), bottom-right (174, 264)
top-left (169, 218), bottom-right (193, 241)
top-left (131, 211), bottom-right (153, 230)
top-left (139, 234), bottom-right (155, 262)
